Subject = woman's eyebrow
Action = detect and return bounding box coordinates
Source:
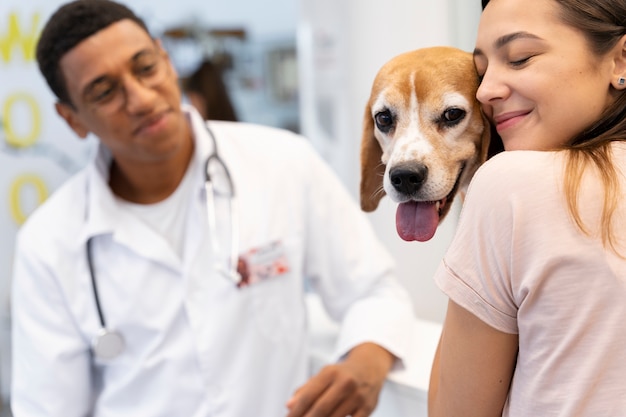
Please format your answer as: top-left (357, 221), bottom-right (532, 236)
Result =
top-left (474, 31), bottom-right (543, 57)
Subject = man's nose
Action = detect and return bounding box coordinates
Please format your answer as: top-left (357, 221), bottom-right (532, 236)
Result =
top-left (123, 75), bottom-right (156, 113)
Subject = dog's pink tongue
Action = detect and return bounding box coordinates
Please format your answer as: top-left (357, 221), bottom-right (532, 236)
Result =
top-left (396, 201), bottom-right (439, 242)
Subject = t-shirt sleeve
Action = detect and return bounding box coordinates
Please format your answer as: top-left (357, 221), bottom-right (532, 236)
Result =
top-left (434, 153), bottom-right (521, 334)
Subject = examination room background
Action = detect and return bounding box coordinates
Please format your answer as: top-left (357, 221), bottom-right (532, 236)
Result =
top-left (0, 0), bottom-right (480, 411)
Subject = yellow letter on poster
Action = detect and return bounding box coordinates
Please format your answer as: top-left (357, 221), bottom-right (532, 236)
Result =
top-left (3, 92), bottom-right (42, 148)
top-left (0, 12), bottom-right (41, 63)
top-left (10, 174), bottom-right (48, 225)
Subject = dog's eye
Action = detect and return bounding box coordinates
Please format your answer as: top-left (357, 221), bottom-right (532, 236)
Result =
top-left (442, 108), bottom-right (466, 125)
top-left (374, 110), bottom-right (394, 133)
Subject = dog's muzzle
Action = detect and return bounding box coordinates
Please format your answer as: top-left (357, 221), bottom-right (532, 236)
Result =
top-left (389, 163), bottom-right (428, 196)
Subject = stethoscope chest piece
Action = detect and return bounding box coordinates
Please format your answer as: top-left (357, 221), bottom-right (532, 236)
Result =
top-left (93, 328), bottom-right (125, 359)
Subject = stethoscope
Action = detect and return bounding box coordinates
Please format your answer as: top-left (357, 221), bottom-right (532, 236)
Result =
top-left (86, 124), bottom-right (240, 359)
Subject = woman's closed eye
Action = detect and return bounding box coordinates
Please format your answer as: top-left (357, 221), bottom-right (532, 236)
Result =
top-left (509, 55), bottom-right (534, 67)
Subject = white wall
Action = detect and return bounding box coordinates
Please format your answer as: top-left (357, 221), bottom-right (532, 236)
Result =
top-left (129, 0), bottom-right (298, 37)
top-left (1, 0), bottom-right (482, 409)
top-left (298, 0), bottom-right (481, 323)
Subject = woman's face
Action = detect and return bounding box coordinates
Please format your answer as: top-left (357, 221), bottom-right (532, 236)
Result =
top-left (474, 0), bottom-right (616, 151)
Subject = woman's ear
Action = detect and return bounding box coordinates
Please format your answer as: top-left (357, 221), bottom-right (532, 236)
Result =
top-left (611, 34), bottom-right (626, 89)
top-left (55, 102), bottom-right (90, 138)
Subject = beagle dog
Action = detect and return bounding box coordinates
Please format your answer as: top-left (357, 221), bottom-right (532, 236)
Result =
top-left (360, 46), bottom-right (491, 242)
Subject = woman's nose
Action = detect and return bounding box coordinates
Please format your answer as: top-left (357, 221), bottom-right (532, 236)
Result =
top-left (475, 68), bottom-right (509, 105)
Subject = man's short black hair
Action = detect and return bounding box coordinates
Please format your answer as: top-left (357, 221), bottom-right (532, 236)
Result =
top-left (36, 0), bottom-right (151, 106)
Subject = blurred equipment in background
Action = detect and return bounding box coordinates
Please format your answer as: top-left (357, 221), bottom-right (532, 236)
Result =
top-left (161, 23), bottom-right (299, 131)
top-left (163, 25), bottom-right (242, 121)
top-left (182, 59), bottom-right (239, 121)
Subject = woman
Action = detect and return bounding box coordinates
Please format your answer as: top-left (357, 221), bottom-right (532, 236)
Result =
top-left (428, 0), bottom-right (626, 416)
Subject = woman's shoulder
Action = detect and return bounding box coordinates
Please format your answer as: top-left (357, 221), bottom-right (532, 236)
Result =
top-left (471, 150), bottom-right (562, 190)
top-left (460, 150), bottom-right (565, 216)
top-left (480, 149), bottom-right (561, 172)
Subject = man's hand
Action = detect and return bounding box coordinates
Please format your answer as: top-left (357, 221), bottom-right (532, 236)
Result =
top-left (285, 342), bottom-right (395, 417)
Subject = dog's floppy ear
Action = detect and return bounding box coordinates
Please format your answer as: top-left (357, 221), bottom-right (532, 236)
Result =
top-left (460, 111), bottom-right (494, 203)
top-left (479, 112), bottom-right (492, 164)
top-left (360, 102), bottom-right (386, 212)
top-left (485, 115), bottom-right (505, 159)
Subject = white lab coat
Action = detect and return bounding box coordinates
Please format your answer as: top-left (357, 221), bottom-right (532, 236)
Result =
top-left (11, 106), bottom-right (414, 417)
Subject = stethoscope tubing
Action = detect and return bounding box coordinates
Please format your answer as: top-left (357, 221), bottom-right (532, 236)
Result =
top-left (85, 123), bottom-right (238, 358)
top-left (203, 133), bottom-right (240, 284)
top-left (86, 237), bottom-right (106, 329)
top-left (87, 235), bottom-right (125, 359)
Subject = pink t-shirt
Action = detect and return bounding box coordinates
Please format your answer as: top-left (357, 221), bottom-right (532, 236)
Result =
top-left (435, 145), bottom-right (626, 416)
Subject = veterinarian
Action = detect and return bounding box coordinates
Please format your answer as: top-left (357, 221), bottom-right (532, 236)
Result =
top-left (429, 0), bottom-right (626, 416)
top-left (10, 1), bottom-right (414, 416)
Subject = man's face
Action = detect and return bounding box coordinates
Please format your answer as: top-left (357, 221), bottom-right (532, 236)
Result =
top-left (56, 19), bottom-right (190, 166)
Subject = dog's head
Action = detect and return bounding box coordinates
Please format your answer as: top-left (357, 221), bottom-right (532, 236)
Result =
top-left (360, 46), bottom-right (490, 242)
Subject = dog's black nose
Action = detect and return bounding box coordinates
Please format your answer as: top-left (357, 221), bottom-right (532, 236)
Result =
top-left (390, 165), bottom-right (428, 195)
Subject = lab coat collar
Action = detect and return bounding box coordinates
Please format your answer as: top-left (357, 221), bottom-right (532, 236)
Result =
top-left (80, 145), bottom-right (184, 271)
top-left (185, 103), bottom-right (217, 176)
top-left (80, 143), bottom-right (118, 243)
top-left (78, 105), bottom-right (210, 270)
top-left (179, 105), bottom-right (224, 267)
top-left (184, 104), bottom-right (240, 201)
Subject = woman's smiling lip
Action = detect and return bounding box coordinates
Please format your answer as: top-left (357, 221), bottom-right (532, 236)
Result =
top-left (494, 110), bottom-right (531, 132)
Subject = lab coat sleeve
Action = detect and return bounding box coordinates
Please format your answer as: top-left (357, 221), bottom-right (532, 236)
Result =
top-left (11, 229), bottom-right (92, 417)
top-left (302, 145), bottom-right (414, 366)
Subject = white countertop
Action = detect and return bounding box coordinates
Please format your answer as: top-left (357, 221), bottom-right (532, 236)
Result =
top-left (306, 293), bottom-right (442, 416)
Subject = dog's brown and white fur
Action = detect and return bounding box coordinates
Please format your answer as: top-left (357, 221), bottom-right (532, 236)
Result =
top-left (360, 46), bottom-right (490, 242)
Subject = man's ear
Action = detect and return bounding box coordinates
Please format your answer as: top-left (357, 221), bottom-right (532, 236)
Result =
top-left (55, 102), bottom-right (90, 138)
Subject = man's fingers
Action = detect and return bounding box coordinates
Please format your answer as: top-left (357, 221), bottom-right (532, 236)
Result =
top-left (285, 369), bottom-right (333, 417)
top-left (309, 370), bottom-right (359, 417)
top-left (326, 391), bottom-right (360, 417)
top-left (286, 362), bottom-right (380, 417)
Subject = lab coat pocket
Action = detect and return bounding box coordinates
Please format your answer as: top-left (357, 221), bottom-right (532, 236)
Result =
top-left (237, 240), bottom-right (291, 288)
top-left (248, 277), bottom-right (304, 344)
top-left (241, 240), bottom-right (305, 344)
